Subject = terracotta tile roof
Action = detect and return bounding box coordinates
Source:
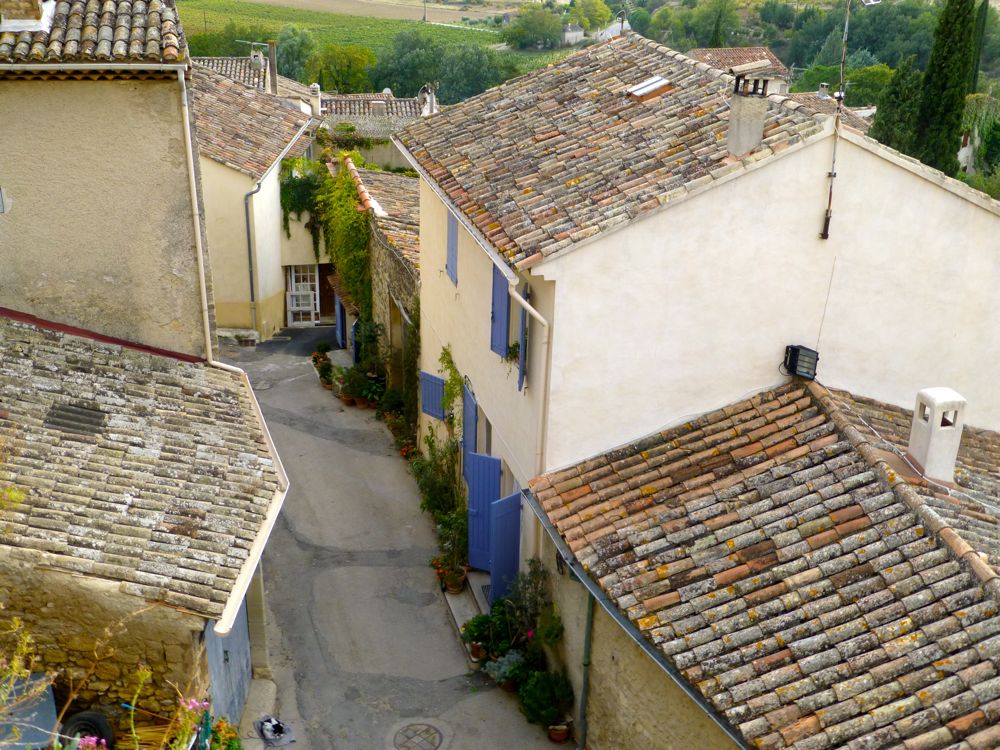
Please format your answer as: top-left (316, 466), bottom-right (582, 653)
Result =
top-left (531, 380), bottom-right (1000, 750)
top-left (786, 93), bottom-right (873, 133)
top-left (357, 167), bottom-right (420, 270)
top-left (0, 316), bottom-right (280, 619)
top-left (324, 93), bottom-right (422, 139)
top-left (192, 56), bottom-right (314, 103)
top-left (398, 34), bottom-right (824, 267)
top-left (0, 0), bottom-right (184, 65)
top-left (191, 64), bottom-right (312, 180)
top-left (192, 56), bottom-right (266, 89)
top-left (687, 47), bottom-right (790, 79)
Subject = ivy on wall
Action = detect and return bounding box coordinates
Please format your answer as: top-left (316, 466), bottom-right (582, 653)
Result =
top-left (279, 157), bottom-right (326, 260)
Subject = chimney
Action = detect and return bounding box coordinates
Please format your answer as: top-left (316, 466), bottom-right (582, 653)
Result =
top-left (906, 387), bottom-right (966, 483)
top-left (0, 0), bottom-right (42, 20)
top-left (818, 82), bottom-right (830, 99)
top-left (267, 40), bottom-right (278, 95)
top-left (727, 60), bottom-right (773, 157)
top-left (417, 83), bottom-right (437, 116)
top-left (370, 99), bottom-right (388, 117)
top-left (308, 83), bottom-right (322, 117)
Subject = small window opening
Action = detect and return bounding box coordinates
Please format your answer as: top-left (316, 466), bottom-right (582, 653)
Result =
top-left (941, 410), bottom-right (957, 428)
top-left (920, 403), bottom-right (930, 422)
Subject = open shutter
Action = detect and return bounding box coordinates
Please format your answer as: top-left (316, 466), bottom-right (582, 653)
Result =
top-left (517, 287), bottom-right (529, 391)
top-left (489, 490), bottom-right (521, 602)
top-left (419, 372), bottom-right (445, 419)
top-left (461, 384), bottom-right (478, 481)
top-left (490, 265), bottom-right (510, 356)
top-left (446, 213), bottom-right (458, 285)
top-left (466, 452), bottom-right (501, 570)
top-left (334, 293), bottom-right (346, 348)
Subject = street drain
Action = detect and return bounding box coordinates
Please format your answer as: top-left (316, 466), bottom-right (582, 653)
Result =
top-left (393, 723), bottom-right (443, 750)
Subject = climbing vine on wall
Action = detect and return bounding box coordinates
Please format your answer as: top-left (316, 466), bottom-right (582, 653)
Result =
top-left (279, 157), bottom-right (325, 260)
top-left (438, 345), bottom-right (464, 431)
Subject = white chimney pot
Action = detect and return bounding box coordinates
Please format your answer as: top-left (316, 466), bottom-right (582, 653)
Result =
top-left (907, 387), bottom-right (966, 483)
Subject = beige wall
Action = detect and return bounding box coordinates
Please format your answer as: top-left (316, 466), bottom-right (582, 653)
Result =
top-left (0, 79), bottom-right (208, 357)
top-left (537, 133), bottom-right (1000, 469)
top-left (418, 182), bottom-right (555, 490)
top-left (541, 534), bottom-right (739, 750)
top-left (0, 558), bottom-right (207, 733)
top-left (280, 212), bottom-right (318, 267)
top-left (201, 159), bottom-right (289, 339)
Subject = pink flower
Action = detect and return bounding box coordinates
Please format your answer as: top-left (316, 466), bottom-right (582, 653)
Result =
top-left (527, 629), bottom-right (535, 640)
top-left (77, 737), bottom-right (106, 750)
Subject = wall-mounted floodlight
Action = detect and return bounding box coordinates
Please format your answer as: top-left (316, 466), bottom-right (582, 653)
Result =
top-left (784, 345), bottom-right (819, 380)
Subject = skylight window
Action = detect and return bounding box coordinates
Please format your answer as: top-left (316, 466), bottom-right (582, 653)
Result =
top-left (626, 76), bottom-right (674, 102)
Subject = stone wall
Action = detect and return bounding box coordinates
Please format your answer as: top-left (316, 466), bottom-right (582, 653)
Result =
top-left (0, 557), bottom-right (209, 734)
top-left (543, 534), bottom-right (738, 750)
top-left (369, 223), bottom-right (417, 370)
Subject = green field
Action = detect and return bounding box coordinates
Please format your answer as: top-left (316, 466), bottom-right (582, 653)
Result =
top-left (177, 0), bottom-right (567, 72)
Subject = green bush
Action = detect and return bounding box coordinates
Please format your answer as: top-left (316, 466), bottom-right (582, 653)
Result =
top-left (518, 671), bottom-right (574, 726)
top-left (410, 429), bottom-right (462, 518)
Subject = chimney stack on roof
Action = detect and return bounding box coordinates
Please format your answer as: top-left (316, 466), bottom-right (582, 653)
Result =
top-left (0, 0), bottom-right (42, 20)
top-left (370, 99), bottom-right (388, 116)
top-left (818, 82), bottom-right (830, 99)
top-left (267, 40), bottom-right (278, 96)
top-left (907, 387), bottom-right (966, 483)
top-left (727, 60), bottom-right (773, 157)
top-left (309, 83), bottom-right (322, 118)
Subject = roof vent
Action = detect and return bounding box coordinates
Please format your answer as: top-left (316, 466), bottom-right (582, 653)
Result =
top-left (907, 387), bottom-right (966, 483)
top-left (43, 402), bottom-right (106, 438)
top-left (370, 99), bottom-right (388, 116)
top-left (626, 76), bottom-right (674, 103)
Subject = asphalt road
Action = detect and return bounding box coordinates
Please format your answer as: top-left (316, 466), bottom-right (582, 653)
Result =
top-left (225, 329), bottom-right (552, 750)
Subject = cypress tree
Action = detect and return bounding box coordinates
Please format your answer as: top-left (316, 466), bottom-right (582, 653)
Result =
top-left (914, 0), bottom-right (976, 176)
top-left (869, 56), bottom-right (923, 157)
top-left (969, 0), bottom-right (990, 93)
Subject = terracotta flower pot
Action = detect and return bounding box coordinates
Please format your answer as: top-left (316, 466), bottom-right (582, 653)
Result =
top-left (470, 642), bottom-right (486, 662)
top-left (444, 567), bottom-right (467, 594)
top-left (547, 724), bottom-right (571, 744)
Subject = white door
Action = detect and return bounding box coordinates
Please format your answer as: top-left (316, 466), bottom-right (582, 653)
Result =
top-left (286, 265), bottom-right (320, 327)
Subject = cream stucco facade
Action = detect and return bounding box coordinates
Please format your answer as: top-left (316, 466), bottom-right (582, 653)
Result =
top-left (0, 79), bottom-right (210, 357)
top-left (200, 156), bottom-right (314, 340)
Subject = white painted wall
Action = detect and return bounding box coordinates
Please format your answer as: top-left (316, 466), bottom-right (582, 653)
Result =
top-left (418, 181), bottom-right (554, 489)
top-left (251, 168), bottom-right (286, 339)
top-left (536, 133), bottom-right (1000, 469)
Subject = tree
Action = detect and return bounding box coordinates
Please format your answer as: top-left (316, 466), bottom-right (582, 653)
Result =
top-left (629, 8), bottom-right (652, 36)
top-left (759, 0), bottom-right (794, 30)
top-left (915, 0), bottom-right (977, 175)
top-left (648, 6), bottom-right (696, 48)
top-left (569, 0), bottom-right (613, 31)
top-left (304, 44), bottom-right (375, 93)
top-left (186, 20), bottom-right (267, 57)
top-left (501, 6), bottom-right (563, 50)
top-left (276, 26), bottom-right (315, 83)
top-left (789, 63), bottom-right (841, 94)
top-left (970, 0), bottom-right (989, 91)
top-left (869, 56), bottom-right (923, 156)
top-left (370, 31), bottom-right (445, 97)
top-left (438, 45), bottom-right (517, 104)
top-left (844, 63), bottom-right (893, 105)
top-left (691, 0), bottom-right (740, 47)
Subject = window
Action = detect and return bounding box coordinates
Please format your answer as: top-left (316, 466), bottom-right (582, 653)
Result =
top-left (490, 265), bottom-right (510, 356)
top-left (419, 371), bottom-right (446, 419)
top-left (446, 213), bottom-right (458, 285)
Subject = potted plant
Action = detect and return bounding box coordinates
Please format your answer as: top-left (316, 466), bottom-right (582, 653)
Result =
top-left (484, 649), bottom-right (526, 691)
top-left (317, 361), bottom-right (334, 390)
top-left (311, 341), bottom-right (331, 367)
top-left (340, 367), bottom-right (368, 406)
top-left (461, 614), bottom-right (492, 662)
top-left (518, 671), bottom-right (574, 743)
top-left (430, 555), bottom-right (466, 593)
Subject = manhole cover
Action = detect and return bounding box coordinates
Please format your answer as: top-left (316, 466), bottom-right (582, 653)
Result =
top-left (393, 723), bottom-right (443, 750)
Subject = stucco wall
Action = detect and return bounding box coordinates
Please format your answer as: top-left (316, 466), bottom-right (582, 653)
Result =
top-left (252, 169), bottom-right (286, 339)
top-left (418, 182), bottom-right (554, 488)
top-left (0, 559), bottom-right (207, 733)
top-left (280, 213), bottom-right (318, 267)
top-left (537, 135), bottom-right (1000, 469)
top-left (360, 142), bottom-right (411, 170)
top-left (0, 79), bottom-right (208, 357)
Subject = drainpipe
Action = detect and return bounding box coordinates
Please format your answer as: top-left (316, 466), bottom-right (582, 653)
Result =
top-left (575, 592), bottom-right (594, 750)
top-left (244, 183), bottom-right (262, 332)
top-left (177, 69), bottom-right (290, 636)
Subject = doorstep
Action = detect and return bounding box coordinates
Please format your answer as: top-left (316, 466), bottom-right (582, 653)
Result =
top-left (238, 678), bottom-right (276, 750)
top-left (442, 572), bottom-right (488, 666)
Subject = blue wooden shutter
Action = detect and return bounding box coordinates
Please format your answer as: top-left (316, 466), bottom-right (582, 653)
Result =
top-left (466, 452), bottom-right (501, 570)
top-left (419, 372), bottom-right (445, 419)
top-left (446, 214), bottom-right (458, 285)
top-left (490, 265), bottom-right (510, 356)
top-left (490, 491), bottom-right (522, 602)
top-left (461, 384), bottom-right (478, 481)
top-left (517, 287), bottom-right (529, 391)
top-left (334, 293), bottom-right (346, 348)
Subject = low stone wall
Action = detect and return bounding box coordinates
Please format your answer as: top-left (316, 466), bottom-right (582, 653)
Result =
top-left (370, 226), bottom-right (418, 370)
top-left (0, 557), bottom-right (208, 734)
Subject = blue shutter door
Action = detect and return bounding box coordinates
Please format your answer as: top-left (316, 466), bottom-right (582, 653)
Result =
top-left (461, 384), bottom-right (478, 481)
top-left (466, 452), bottom-right (501, 570)
top-left (334, 293), bottom-right (346, 348)
top-left (419, 372), bottom-right (446, 419)
top-left (446, 214), bottom-right (458, 284)
top-left (517, 292), bottom-right (528, 391)
top-left (490, 265), bottom-right (510, 356)
top-left (206, 599), bottom-right (252, 723)
top-left (489, 491), bottom-right (522, 602)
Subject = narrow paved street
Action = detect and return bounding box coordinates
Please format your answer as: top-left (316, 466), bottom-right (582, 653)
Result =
top-left (224, 330), bottom-right (552, 750)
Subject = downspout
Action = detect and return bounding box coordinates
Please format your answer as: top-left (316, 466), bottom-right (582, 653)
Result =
top-left (522, 488), bottom-right (752, 750)
top-left (244, 183), bottom-right (262, 333)
top-left (392, 134), bottom-right (553, 476)
top-left (177, 69), bottom-right (291, 636)
top-left (575, 592), bottom-right (594, 750)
